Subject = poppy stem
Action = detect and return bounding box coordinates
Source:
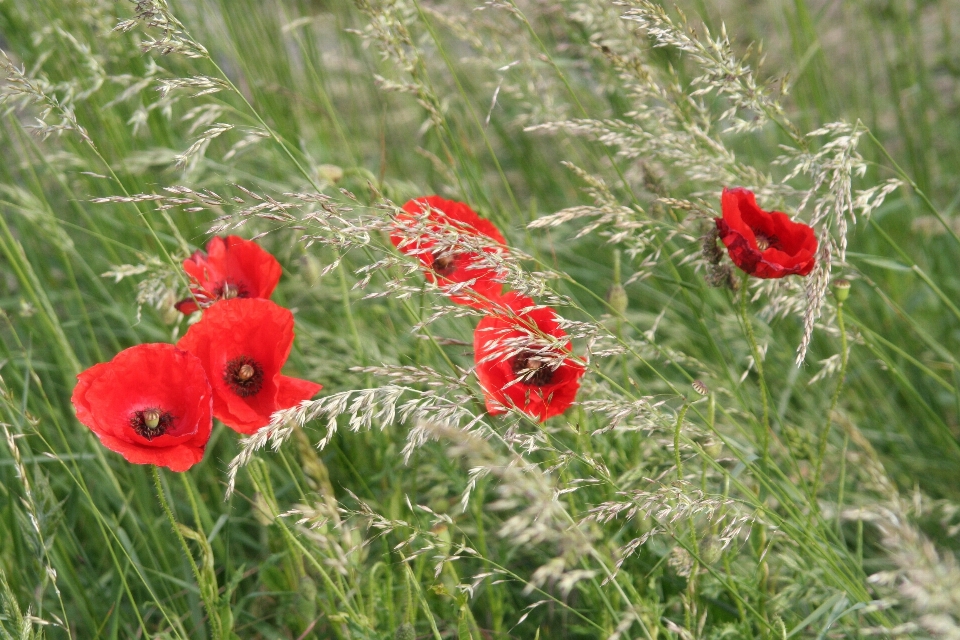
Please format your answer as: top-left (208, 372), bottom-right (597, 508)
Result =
top-left (674, 403), bottom-right (689, 482)
top-left (152, 466), bottom-right (222, 639)
top-left (812, 301), bottom-right (849, 504)
top-left (738, 277), bottom-right (771, 462)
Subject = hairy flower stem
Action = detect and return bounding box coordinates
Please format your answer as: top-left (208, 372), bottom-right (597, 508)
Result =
top-left (836, 433), bottom-right (849, 536)
top-left (678, 402), bottom-right (699, 635)
top-left (398, 552), bottom-right (443, 640)
top-left (812, 302), bottom-right (848, 504)
top-left (675, 404), bottom-right (689, 482)
top-left (738, 278), bottom-right (771, 463)
top-left (152, 466), bottom-right (223, 640)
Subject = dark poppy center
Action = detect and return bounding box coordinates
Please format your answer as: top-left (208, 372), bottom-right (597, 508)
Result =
top-left (130, 407), bottom-right (175, 440)
top-left (753, 232), bottom-right (779, 252)
top-left (224, 355), bottom-right (264, 397)
top-left (431, 251), bottom-right (457, 277)
top-left (212, 280), bottom-right (249, 300)
top-left (512, 350), bottom-right (555, 386)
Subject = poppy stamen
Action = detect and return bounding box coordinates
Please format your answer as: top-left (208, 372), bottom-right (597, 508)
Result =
top-left (512, 350), bottom-right (555, 386)
top-left (130, 407), bottom-right (174, 440)
top-left (431, 251), bottom-right (457, 277)
top-left (224, 355), bottom-right (264, 397)
top-left (753, 232), bottom-right (778, 252)
top-left (212, 280), bottom-right (249, 301)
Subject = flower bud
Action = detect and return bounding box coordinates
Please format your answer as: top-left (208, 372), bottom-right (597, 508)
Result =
top-left (606, 283), bottom-right (628, 315)
top-left (394, 623), bottom-right (416, 640)
top-left (252, 492), bottom-right (276, 526)
top-left (295, 576), bottom-right (318, 624)
top-left (300, 254), bottom-right (323, 286)
top-left (833, 278), bottom-right (851, 303)
top-left (161, 291), bottom-right (181, 325)
top-left (703, 437), bottom-right (723, 459)
top-left (317, 164), bottom-right (344, 184)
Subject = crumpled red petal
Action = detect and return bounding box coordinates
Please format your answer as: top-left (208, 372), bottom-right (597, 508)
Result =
top-left (715, 187), bottom-right (817, 279)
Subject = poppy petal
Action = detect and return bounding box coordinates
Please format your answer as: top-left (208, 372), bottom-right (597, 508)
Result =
top-left (716, 187), bottom-right (818, 279)
top-left (473, 292), bottom-right (585, 422)
top-left (71, 344), bottom-right (213, 472)
top-left (178, 235), bottom-right (282, 314)
top-left (177, 298), bottom-right (321, 435)
top-left (391, 196), bottom-right (507, 308)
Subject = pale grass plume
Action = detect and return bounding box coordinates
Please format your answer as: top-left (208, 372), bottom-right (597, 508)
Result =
top-left (114, 0), bottom-right (209, 59)
top-left (839, 423), bottom-right (960, 639)
top-left (225, 378), bottom-right (483, 497)
top-left (0, 383), bottom-right (68, 633)
top-left (101, 254), bottom-right (184, 325)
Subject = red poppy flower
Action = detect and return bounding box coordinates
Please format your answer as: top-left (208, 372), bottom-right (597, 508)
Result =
top-left (175, 235), bottom-right (283, 314)
top-left (474, 292), bottom-right (585, 422)
top-left (176, 298), bottom-right (322, 434)
top-left (71, 344), bottom-right (213, 472)
top-left (715, 187), bottom-right (817, 279)
top-left (390, 196), bottom-right (507, 307)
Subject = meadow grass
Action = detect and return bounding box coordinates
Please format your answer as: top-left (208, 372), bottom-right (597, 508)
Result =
top-left (0, 0), bottom-right (959, 638)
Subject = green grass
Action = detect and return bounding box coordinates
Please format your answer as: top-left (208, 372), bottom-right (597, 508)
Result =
top-left (1, 0), bottom-right (959, 638)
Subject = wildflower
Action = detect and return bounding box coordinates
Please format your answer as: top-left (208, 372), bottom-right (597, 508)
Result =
top-left (474, 292), bottom-right (585, 422)
top-left (390, 196), bottom-right (507, 307)
top-left (71, 344), bottom-right (213, 472)
top-left (175, 235), bottom-right (282, 314)
top-left (176, 298), bottom-right (322, 434)
top-left (715, 188), bottom-right (817, 279)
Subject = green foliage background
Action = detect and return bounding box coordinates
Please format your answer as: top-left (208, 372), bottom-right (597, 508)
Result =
top-left (0, 0), bottom-right (959, 638)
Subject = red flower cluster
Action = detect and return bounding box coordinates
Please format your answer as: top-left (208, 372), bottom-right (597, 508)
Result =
top-left (715, 188), bottom-right (817, 279)
top-left (392, 197), bottom-right (585, 422)
top-left (72, 237), bottom-right (321, 471)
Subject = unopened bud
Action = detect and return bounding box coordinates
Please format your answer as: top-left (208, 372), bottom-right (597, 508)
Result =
top-left (606, 283), bottom-right (628, 315)
top-left (394, 623), bottom-right (416, 640)
top-left (317, 164), bottom-right (344, 185)
top-left (295, 576), bottom-right (318, 623)
top-left (704, 438), bottom-right (723, 458)
top-left (300, 254), bottom-right (323, 285)
top-left (161, 291), bottom-right (180, 325)
top-left (833, 278), bottom-right (851, 303)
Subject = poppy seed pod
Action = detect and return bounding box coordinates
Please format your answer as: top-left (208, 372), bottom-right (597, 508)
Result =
top-left (833, 278), bottom-right (851, 303)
